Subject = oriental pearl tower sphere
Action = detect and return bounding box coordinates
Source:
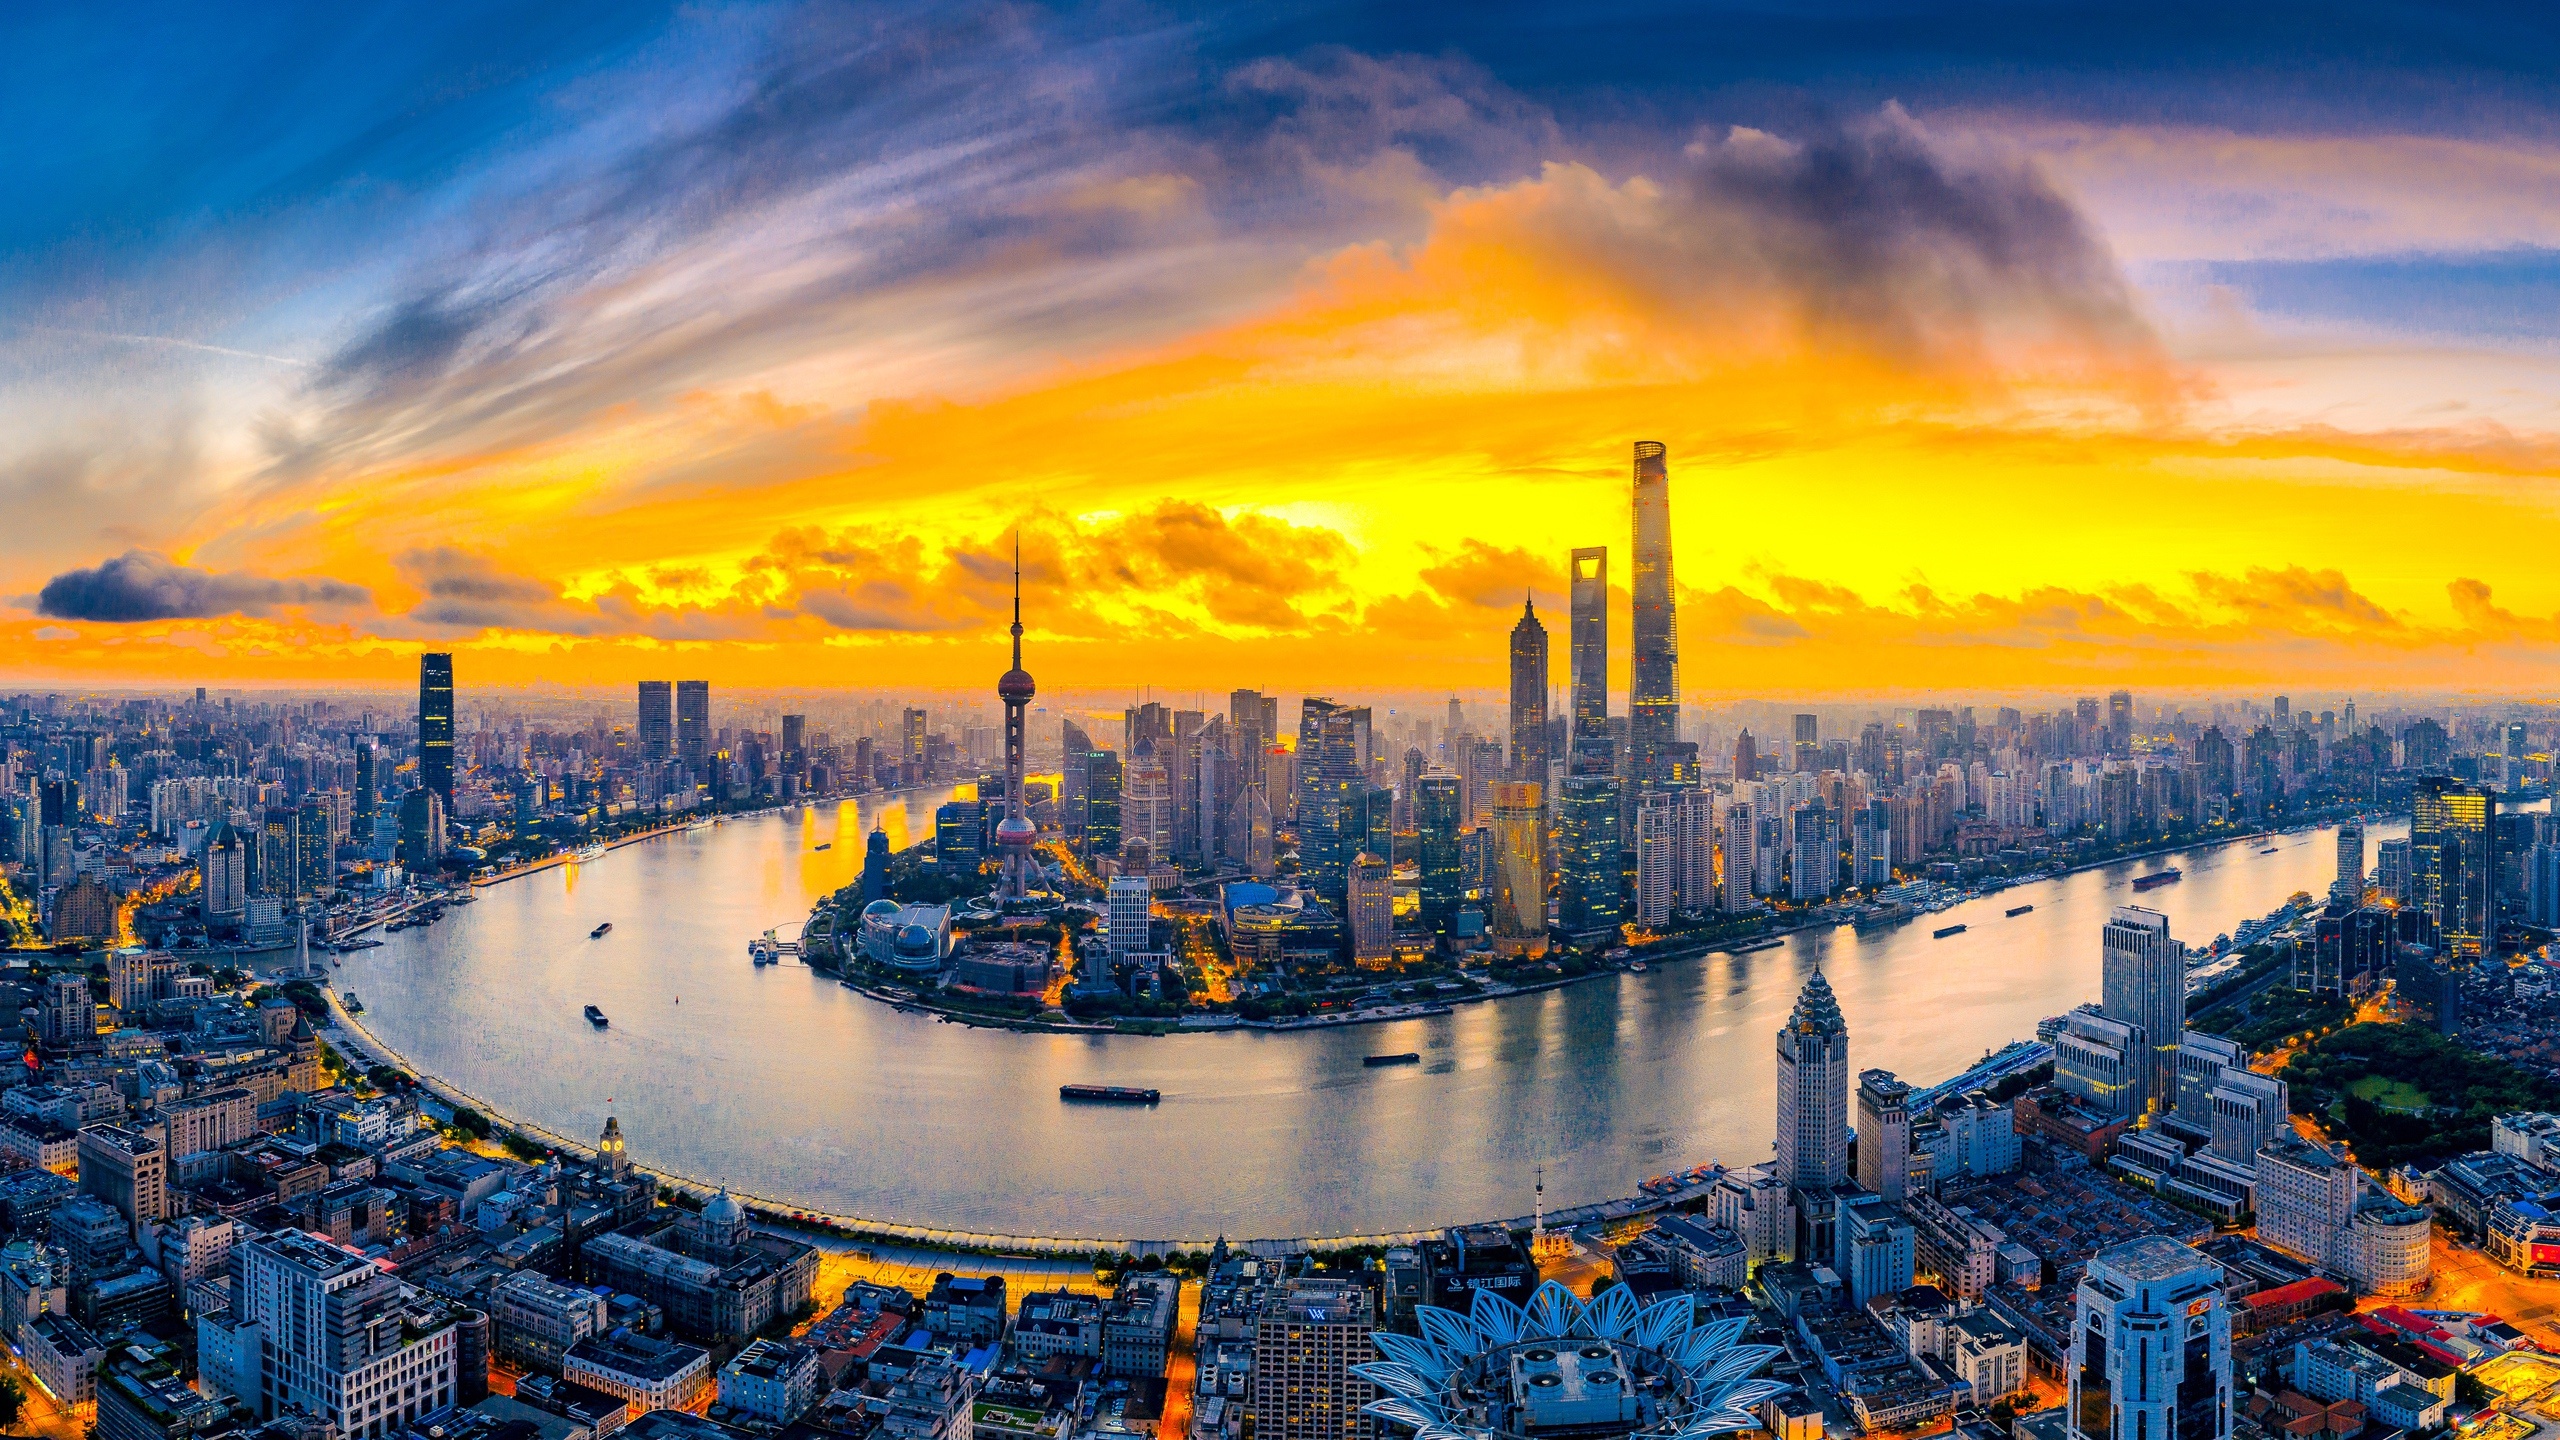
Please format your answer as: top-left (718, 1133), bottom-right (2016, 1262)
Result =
top-left (995, 535), bottom-right (1039, 902)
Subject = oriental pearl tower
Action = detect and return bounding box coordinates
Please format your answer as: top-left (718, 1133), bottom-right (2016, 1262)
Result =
top-left (995, 535), bottom-right (1039, 902)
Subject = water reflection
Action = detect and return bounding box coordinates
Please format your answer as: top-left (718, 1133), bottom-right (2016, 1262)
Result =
top-left (346, 812), bottom-right (2400, 1240)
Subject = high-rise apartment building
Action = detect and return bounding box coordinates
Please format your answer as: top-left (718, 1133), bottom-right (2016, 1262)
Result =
top-left (2101, 907), bottom-right (2185, 1115)
top-left (1792, 713), bottom-right (1818, 773)
top-left (2333, 822), bottom-right (2366, 901)
top-left (1790, 802), bottom-right (1839, 901)
top-left (2374, 837), bottom-right (2412, 904)
top-left (2066, 1237), bottom-right (2230, 1440)
top-left (1775, 968), bottom-right (1849, 1191)
top-left (1568, 548), bottom-right (1608, 771)
top-left (1628, 442), bottom-right (1679, 788)
top-left (676, 681), bottom-right (712, 771)
top-left (637, 681), bottom-right (672, 761)
top-left (2411, 776), bottom-right (2492, 958)
top-left (1248, 1276), bottom-right (1374, 1440)
top-left (1723, 800), bottom-right (1758, 911)
top-left (1508, 599), bottom-right (1549, 780)
top-left (417, 653), bottom-right (453, 811)
top-left (1635, 787), bottom-right (1712, 926)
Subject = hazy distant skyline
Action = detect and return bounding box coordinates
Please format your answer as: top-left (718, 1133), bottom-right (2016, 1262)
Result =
top-left (11, 2), bottom-right (2560, 692)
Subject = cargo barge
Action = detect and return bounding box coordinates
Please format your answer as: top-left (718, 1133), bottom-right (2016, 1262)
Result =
top-left (1060, 1084), bottom-right (1159, 1105)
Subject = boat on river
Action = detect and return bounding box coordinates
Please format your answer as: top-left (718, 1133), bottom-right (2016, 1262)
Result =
top-left (573, 844), bottom-right (607, 862)
top-left (1933, 924), bottom-right (1967, 939)
top-left (591, 923), bottom-right (612, 939)
top-left (1364, 1052), bottom-right (1421, 1067)
top-left (2132, 869), bottom-right (2183, 891)
top-left (1060, 1084), bottom-right (1158, 1105)
top-left (2005, 905), bottom-right (2033, 918)
top-left (584, 1005), bottom-right (609, 1027)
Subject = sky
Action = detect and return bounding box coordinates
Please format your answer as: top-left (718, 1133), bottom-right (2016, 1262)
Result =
top-left (10, 0), bottom-right (2560, 698)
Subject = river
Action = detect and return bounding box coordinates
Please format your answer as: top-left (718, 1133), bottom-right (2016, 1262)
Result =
top-left (336, 801), bottom-right (2402, 1242)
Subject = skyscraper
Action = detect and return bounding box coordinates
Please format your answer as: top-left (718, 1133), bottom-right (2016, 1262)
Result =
top-left (1791, 713), bottom-right (1818, 773)
top-left (2066, 1237), bottom-right (2231, 1440)
top-left (2107, 690), bottom-right (2134, 754)
top-left (1733, 728), bottom-right (1757, 782)
top-left (1414, 772), bottom-right (1465, 928)
top-left (2411, 776), bottom-right (2492, 958)
top-left (1507, 597), bottom-right (1549, 779)
top-left (2333, 822), bottom-right (2366, 902)
top-left (418, 652), bottom-right (453, 812)
top-left (1557, 772), bottom-right (1621, 938)
top-left (2101, 906), bottom-right (2186, 1115)
top-left (1295, 699), bottom-right (1364, 903)
top-left (1488, 780), bottom-right (1547, 955)
top-left (1349, 853), bottom-right (1392, 963)
top-left (637, 681), bottom-right (672, 761)
top-left (1775, 967), bottom-right (1849, 1191)
top-left (676, 681), bottom-right (711, 770)
top-left (1629, 442), bottom-right (1679, 788)
top-left (1061, 720), bottom-right (1092, 841)
top-left (994, 540), bottom-right (1039, 902)
top-left (1568, 547), bottom-right (1608, 770)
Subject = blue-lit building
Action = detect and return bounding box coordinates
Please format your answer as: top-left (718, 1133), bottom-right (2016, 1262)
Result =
top-left (935, 800), bottom-right (987, 870)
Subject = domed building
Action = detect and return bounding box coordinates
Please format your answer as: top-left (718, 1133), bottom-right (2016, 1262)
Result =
top-left (857, 900), bottom-right (950, 972)
top-left (582, 1181), bottom-right (819, 1342)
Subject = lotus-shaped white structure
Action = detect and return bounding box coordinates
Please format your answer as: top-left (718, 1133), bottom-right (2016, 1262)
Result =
top-left (1353, 1280), bottom-right (1787, 1440)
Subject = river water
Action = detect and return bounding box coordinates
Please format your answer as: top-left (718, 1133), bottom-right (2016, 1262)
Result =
top-left (338, 801), bottom-right (2402, 1242)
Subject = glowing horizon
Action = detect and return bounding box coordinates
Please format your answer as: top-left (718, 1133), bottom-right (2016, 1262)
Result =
top-left (11, 5), bottom-right (2560, 696)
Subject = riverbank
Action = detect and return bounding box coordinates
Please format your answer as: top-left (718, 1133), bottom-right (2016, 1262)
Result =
top-left (823, 813), bottom-right (2380, 1040)
top-left (316, 979), bottom-right (1722, 1253)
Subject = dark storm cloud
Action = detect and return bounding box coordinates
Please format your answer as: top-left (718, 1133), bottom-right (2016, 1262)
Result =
top-left (1681, 107), bottom-right (2152, 356)
top-left (35, 550), bottom-right (370, 622)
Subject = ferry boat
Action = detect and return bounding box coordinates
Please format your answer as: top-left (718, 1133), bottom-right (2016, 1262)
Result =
top-left (591, 923), bottom-right (612, 939)
top-left (2132, 869), bottom-right (2183, 892)
top-left (1363, 1053), bottom-right (1421, 1068)
top-left (584, 1005), bottom-right (609, 1027)
top-left (812, 842), bottom-right (831, 851)
top-left (1932, 923), bottom-right (1967, 939)
top-left (2258, 846), bottom-right (2279, 855)
top-left (1059, 1084), bottom-right (1159, 1105)
top-left (2005, 905), bottom-right (2033, 918)
top-left (573, 844), bottom-right (607, 862)
top-left (684, 818), bottom-right (715, 832)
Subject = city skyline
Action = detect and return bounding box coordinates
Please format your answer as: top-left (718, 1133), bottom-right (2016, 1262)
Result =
top-left (13, 6), bottom-right (2560, 691)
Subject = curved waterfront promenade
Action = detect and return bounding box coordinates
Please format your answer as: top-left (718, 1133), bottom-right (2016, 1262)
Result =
top-left (330, 803), bottom-right (2397, 1240)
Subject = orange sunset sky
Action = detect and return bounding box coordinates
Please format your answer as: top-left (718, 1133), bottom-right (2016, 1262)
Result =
top-left (13, 5), bottom-right (2560, 697)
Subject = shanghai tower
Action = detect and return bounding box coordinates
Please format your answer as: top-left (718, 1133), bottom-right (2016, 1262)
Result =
top-left (1629, 441), bottom-right (1679, 787)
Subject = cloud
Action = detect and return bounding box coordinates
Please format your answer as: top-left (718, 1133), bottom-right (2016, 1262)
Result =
top-left (394, 547), bottom-right (764, 641)
top-left (34, 550), bottom-right (369, 622)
